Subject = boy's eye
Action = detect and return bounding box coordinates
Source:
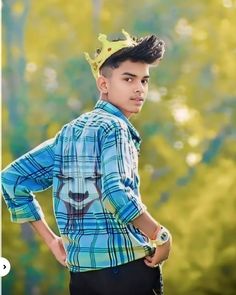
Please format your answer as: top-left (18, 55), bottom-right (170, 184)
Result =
top-left (141, 79), bottom-right (149, 85)
top-left (124, 78), bottom-right (133, 82)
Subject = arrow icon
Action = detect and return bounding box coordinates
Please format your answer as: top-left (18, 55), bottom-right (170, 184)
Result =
top-left (0, 257), bottom-right (11, 277)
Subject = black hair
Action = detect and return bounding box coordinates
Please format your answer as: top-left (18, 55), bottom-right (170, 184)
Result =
top-left (98, 34), bottom-right (165, 75)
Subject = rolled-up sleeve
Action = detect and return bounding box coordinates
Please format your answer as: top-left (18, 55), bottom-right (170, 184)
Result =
top-left (1, 138), bottom-right (55, 223)
top-left (101, 124), bottom-right (146, 224)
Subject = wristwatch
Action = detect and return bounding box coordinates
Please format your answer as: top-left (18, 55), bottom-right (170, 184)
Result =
top-left (155, 226), bottom-right (170, 246)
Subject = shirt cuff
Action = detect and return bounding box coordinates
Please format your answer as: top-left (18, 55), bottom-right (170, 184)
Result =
top-left (9, 199), bottom-right (44, 223)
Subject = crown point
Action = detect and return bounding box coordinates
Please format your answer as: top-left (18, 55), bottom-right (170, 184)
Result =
top-left (98, 34), bottom-right (107, 42)
top-left (84, 52), bottom-right (91, 62)
top-left (122, 29), bottom-right (129, 38)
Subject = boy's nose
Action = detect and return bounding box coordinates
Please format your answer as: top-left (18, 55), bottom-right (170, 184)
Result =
top-left (134, 82), bottom-right (145, 94)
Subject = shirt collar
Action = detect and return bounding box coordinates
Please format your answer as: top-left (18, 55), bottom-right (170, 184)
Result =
top-left (94, 100), bottom-right (141, 150)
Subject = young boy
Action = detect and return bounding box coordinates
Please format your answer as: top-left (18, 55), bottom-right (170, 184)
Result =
top-left (1, 30), bottom-right (172, 295)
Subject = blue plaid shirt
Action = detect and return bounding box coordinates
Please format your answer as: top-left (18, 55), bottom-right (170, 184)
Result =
top-left (1, 100), bottom-right (155, 272)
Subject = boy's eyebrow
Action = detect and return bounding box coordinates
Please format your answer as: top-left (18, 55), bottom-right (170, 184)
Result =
top-left (122, 72), bottom-right (150, 79)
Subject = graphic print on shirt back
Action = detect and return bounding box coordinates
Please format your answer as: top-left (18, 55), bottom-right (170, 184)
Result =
top-left (53, 122), bottom-right (103, 235)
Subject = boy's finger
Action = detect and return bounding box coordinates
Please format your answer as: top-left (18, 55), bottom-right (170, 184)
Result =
top-left (144, 259), bottom-right (160, 268)
top-left (144, 259), bottom-right (153, 267)
top-left (144, 256), bottom-right (152, 262)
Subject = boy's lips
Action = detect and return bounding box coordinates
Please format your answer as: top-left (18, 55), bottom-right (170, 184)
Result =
top-left (130, 97), bottom-right (144, 107)
top-left (130, 97), bottom-right (144, 102)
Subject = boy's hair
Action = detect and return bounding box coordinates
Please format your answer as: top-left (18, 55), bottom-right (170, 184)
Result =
top-left (99, 35), bottom-right (165, 76)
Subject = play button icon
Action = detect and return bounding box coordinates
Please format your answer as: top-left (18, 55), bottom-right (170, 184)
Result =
top-left (0, 257), bottom-right (11, 277)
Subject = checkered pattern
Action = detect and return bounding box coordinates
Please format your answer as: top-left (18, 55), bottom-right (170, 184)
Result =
top-left (1, 100), bottom-right (154, 272)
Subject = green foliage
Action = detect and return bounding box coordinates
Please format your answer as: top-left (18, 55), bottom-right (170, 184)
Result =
top-left (2, 0), bottom-right (236, 294)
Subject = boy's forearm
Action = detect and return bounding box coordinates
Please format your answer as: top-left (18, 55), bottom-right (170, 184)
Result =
top-left (30, 219), bottom-right (67, 267)
top-left (131, 210), bottom-right (161, 240)
top-left (30, 219), bottom-right (58, 248)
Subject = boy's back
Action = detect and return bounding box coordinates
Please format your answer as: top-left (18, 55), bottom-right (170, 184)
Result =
top-left (52, 100), bottom-right (152, 272)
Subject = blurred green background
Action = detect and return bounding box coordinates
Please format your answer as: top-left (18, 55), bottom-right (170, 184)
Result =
top-left (1, 0), bottom-right (236, 294)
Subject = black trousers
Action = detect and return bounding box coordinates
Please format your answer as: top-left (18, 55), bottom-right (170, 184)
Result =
top-left (69, 258), bottom-right (164, 295)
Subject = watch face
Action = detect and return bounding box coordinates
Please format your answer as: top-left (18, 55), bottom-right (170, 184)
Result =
top-left (160, 231), bottom-right (169, 242)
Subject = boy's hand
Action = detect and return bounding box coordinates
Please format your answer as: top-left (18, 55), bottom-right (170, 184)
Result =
top-left (144, 235), bottom-right (172, 268)
top-left (48, 236), bottom-right (68, 267)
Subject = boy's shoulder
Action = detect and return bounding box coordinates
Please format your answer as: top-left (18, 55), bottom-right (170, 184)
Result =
top-left (93, 108), bottom-right (127, 131)
top-left (54, 108), bottom-right (128, 142)
top-left (71, 109), bottom-right (128, 132)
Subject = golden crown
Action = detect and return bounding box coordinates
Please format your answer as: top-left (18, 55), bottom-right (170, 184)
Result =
top-left (84, 29), bottom-right (137, 79)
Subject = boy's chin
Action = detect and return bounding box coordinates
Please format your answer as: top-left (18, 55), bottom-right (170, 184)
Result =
top-left (130, 109), bottom-right (142, 116)
top-left (134, 106), bottom-right (143, 113)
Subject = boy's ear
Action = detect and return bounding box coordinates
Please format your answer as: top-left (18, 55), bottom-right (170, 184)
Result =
top-left (96, 75), bottom-right (109, 94)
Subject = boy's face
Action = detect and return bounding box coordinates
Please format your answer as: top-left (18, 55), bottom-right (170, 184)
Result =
top-left (99, 60), bottom-right (150, 118)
